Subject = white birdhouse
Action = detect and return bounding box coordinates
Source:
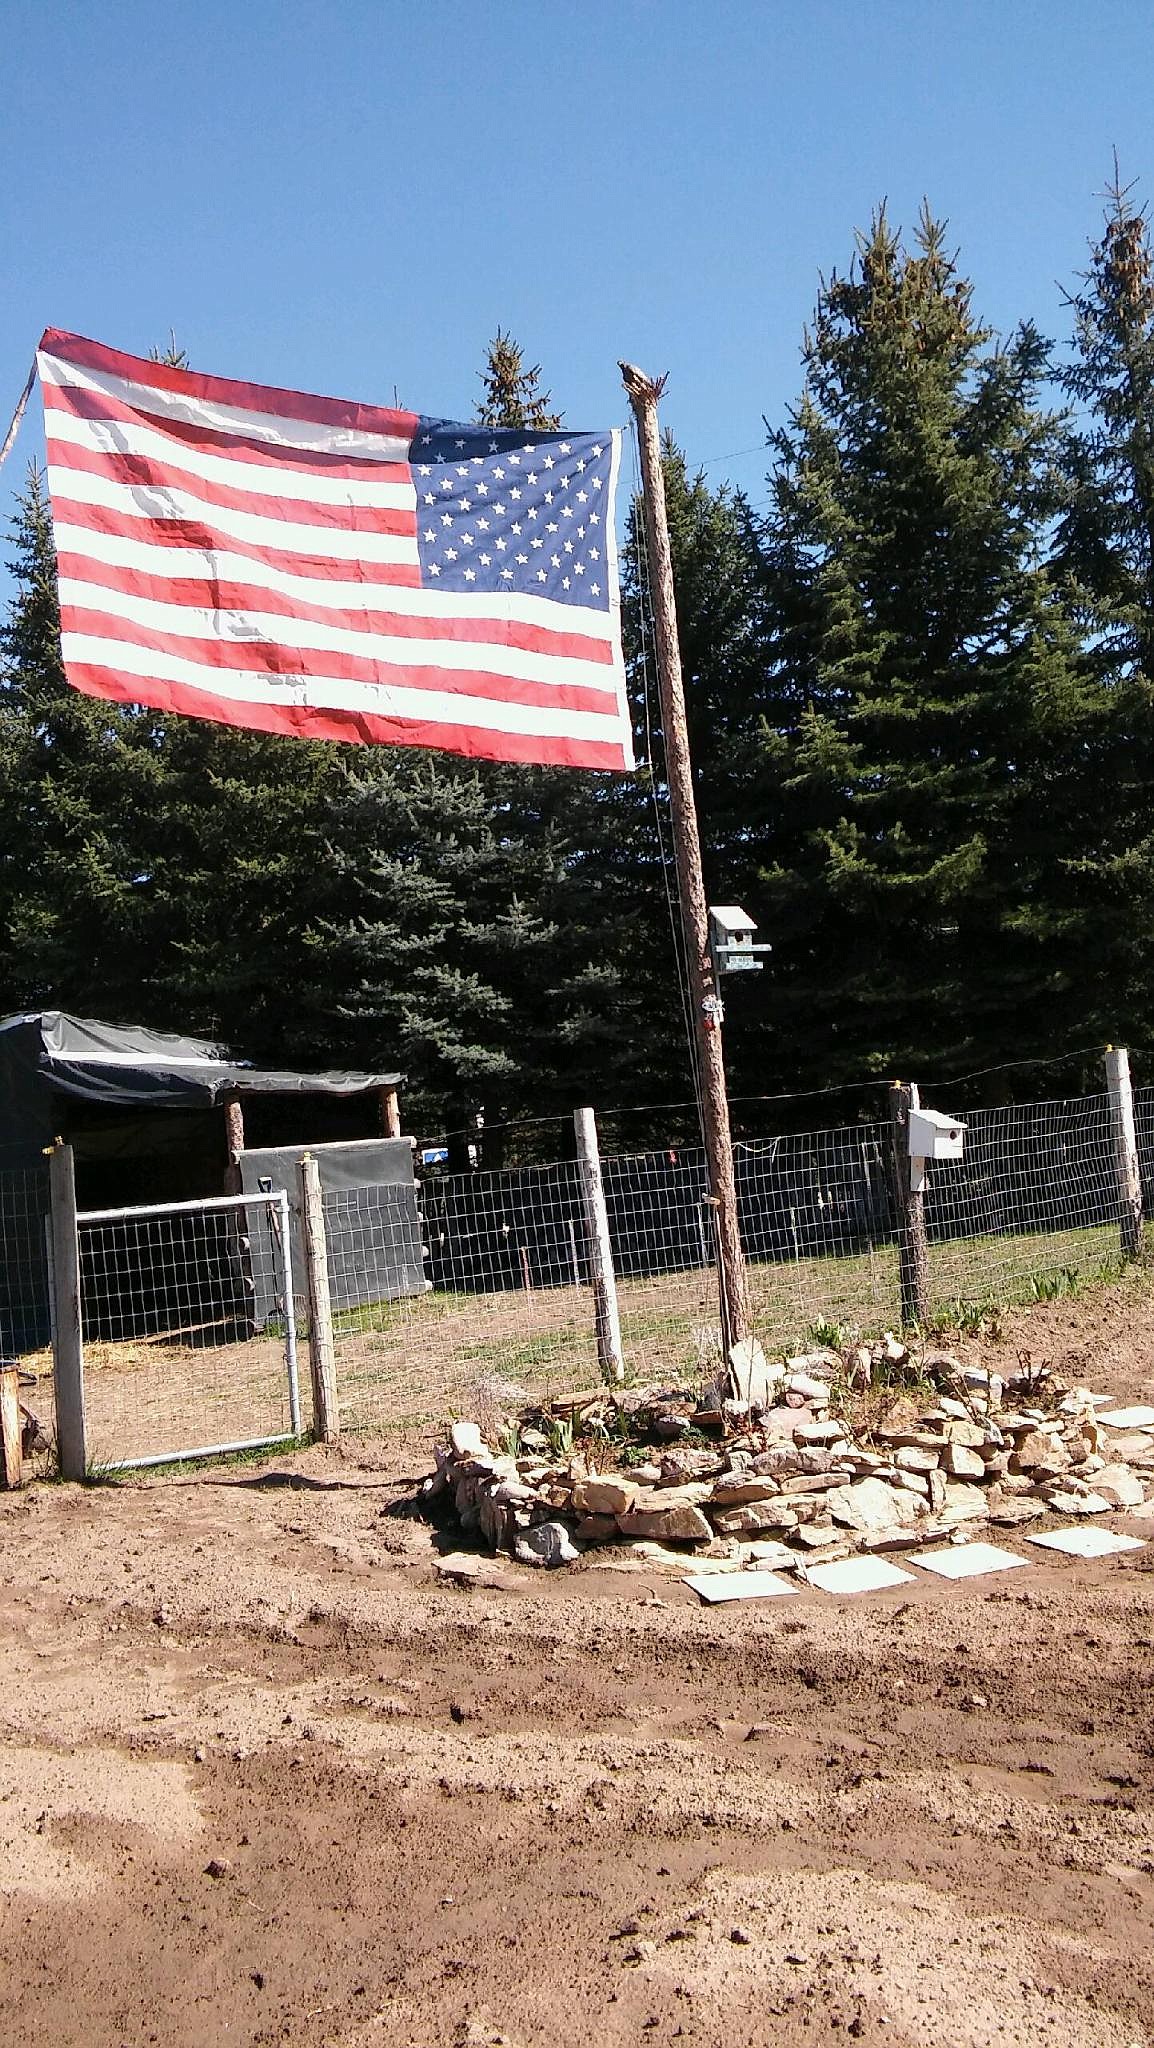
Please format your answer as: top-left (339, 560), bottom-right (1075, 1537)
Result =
top-left (708, 905), bottom-right (771, 976)
top-left (908, 1107), bottom-right (966, 1191)
top-left (908, 1108), bottom-right (966, 1161)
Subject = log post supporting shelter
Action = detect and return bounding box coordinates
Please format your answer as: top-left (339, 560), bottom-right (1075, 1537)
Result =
top-left (299, 1153), bottom-right (339, 1442)
top-left (223, 1089), bottom-right (245, 1194)
top-left (379, 1086), bottom-right (402, 1141)
top-left (1106, 1045), bottom-right (1144, 1259)
top-left (48, 1142), bottom-right (87, 1481)
top-left (620, 361), bottom-right (751, 1365)
top-left (890, 1081), bottom-right (930, 1329)
top-left (574, 1107), bottom-right (624, 1385)
top-left (0, 1366), bottom-right (23, 1488)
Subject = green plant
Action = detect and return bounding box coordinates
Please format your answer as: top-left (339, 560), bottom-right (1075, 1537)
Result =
top-left (927, 1296), bottom-right (1003, 1338)
top-left (544, 1415), bottom-right (574, 1458)
top-left (808, 1318), bottom-right (850, 1350)
top-left (1027, 1266), bottom-right (1079, 1303)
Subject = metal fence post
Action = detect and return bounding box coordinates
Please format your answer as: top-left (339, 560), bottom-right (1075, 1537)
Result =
top-left (889, 1081), bottom-right (930, 1329)
top-left (299, 1154), bottom-right (340, 1441)
top-left (48, 1143), bottom-right (87, 1480)
top-left (574, 1108), bottom-right (625, 1385)
top-left (1106, 1046), bottom-right (1144, 1258)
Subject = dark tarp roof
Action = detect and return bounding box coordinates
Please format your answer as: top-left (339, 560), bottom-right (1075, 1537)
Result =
top-left (0, 1011), bottom-right (402, 1113)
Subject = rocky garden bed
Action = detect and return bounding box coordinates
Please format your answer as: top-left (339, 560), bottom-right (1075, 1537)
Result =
top-left (419, 1333), bottom-right (1154, 1569)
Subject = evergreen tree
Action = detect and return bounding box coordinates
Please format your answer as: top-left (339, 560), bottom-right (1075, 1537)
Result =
top-left (750, 206), bottom-right (1103, 1090)
top-left (476, 330), bottom-right (561, 432)
top-left (1051, 175), bottom-right (1154, 1046)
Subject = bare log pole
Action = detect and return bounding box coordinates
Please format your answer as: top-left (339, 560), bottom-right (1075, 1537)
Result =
top-left (574, 1107), bottom-right (625, 1385)
top-left (379, 1086), bottom-right (401, 1140)
top-left (1106, 1045), bottom-right (1144, 1259)
top-left (620, 362), bottom-right (751, 1359)
top-left (890, 1082), bottom-right (930, 1329)
top-left (298, 1153), bottom-right (339, 1442)
top-left (48, 1143), bottom-right (87, 1481)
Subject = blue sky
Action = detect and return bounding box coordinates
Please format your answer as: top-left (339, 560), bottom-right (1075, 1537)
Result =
top-left (2, 0), bottom-right (1153, 555)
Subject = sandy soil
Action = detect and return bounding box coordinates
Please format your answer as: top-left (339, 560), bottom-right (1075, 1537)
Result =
top-left (4, 1285), bottom-right (1154, 2047)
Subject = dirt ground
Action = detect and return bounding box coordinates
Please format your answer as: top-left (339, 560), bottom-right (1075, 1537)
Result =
top-left (4, 1284), bottom-right (1154, 2047)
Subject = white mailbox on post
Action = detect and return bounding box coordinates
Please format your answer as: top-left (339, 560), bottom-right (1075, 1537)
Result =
top-left (908, 1107), bottom-right (966, 1192)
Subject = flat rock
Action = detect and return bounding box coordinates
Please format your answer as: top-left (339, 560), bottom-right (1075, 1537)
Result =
top-left (1092, 1465), bottom-right (1145, 1508)
top-left (574, 1476), bottom-right (638, 1516)
top-left (793, 1420), bottom-right (848, 1448)
top-left (986, 1497), bottom-right (1045, 1527)
top-left (941, 1443), bottom-right (985, 1479)
top-left (1044, 1489), bottom-right (1112, 1517)
top-left (894, 1445), bottom-right (940, 1473)
top-left (939, 1482), bottom-right (990, 1524)
top-left (618, 1503), bottom-right (713, 1543)
top-left (826, 1477), bottom-right (915, 1534)
top-left (786, 1374), bottom-right (831, 1404)
top-left (710, 1500), bottom-right (800, 1535)
top-left (709, 1478), bottom-right (782, 1506)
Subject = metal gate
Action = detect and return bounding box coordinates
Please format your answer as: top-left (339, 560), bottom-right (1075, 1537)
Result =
top-left (74, 1189), bottom-right (302, 1471)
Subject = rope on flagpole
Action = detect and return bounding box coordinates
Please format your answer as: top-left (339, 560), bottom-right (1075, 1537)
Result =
top-left (0, 363), bottom-right (36, 475)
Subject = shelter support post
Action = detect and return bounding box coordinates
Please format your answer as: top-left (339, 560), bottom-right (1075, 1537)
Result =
top-left (223, 1090), bottom-right (245, 1194)
top-left (1106, 1046), bottom-right (1144, 1259)
top-left (574, 1107), bottom-right (624, 1385)
top-left (299, 1154), bottom-right (339, 1442)
top-left (379, 1087), bottom-right (401, 1140)
top-left (48, 1143), bottom-right (87, 1481)
top-left (0, 1367), bottom-right (23, 1488)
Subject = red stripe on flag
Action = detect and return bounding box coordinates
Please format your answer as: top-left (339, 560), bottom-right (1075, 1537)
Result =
top-left (47, 433), bottom-right (417, 538)
top-left (65, 661), bottom-right (629, 770)
top-left (41, 329), bottom-right (419, 442)
top-left (60, 602), bottom-right (619, 718)
top-left (56, 550), bottom-right (615, 667)
top-left (44, 379), bottom-right (413, 479)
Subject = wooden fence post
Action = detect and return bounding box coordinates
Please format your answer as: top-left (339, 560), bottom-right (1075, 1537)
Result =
top-left (299, 1154), bottom-right (339, 1442)
top-left (1106, 1046), bottom-right (1144, 1258)
top-left (890, 1082), bottom-right (930, 1329)
top-left (0, 1367), bottom-right (23, 1488)
top-left (574, 1108), bottom-right (624, 1385)
top-left (48, 1143), bottom-right (87, 1481)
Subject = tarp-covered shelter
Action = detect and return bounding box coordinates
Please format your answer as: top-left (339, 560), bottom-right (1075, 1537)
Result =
top-left (0, 1012), bottom-right (419, 1349)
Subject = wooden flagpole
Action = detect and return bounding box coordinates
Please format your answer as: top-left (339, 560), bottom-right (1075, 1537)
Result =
top-left (620, 362), bottom-right (751, 1365)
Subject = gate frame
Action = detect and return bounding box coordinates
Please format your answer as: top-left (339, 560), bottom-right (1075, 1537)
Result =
top-left (56, 1180), bottom-right (302, 1475)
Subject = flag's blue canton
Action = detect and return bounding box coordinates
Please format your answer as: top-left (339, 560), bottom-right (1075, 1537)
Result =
top-left (411, 420), bottom-right (613, 610)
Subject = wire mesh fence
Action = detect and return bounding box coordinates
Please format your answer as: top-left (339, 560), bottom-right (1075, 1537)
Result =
top-left (329, 1093), bottom-right (1141, 1432)
top-left (3, 1076), bottom-right (1149, 1466)
top-left (75, 1193), bottom-right (303, 1470)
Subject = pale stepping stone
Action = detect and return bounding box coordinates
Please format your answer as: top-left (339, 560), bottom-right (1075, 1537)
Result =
top-left (684, 1570), bottom-right (798, 1604)
top-left (1097, 1405), bottom-right (1154, 1429)
top-left (805, 1555), bottom-right (914, 1595)
top-left (1026, 1525), bottom-right (1146, 1559)
top-left (909, 1541), bottom-right (1028, 1580)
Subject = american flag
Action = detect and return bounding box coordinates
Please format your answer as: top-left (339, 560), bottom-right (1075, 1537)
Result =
top-left (36, 330), bottom-right (633, 771)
